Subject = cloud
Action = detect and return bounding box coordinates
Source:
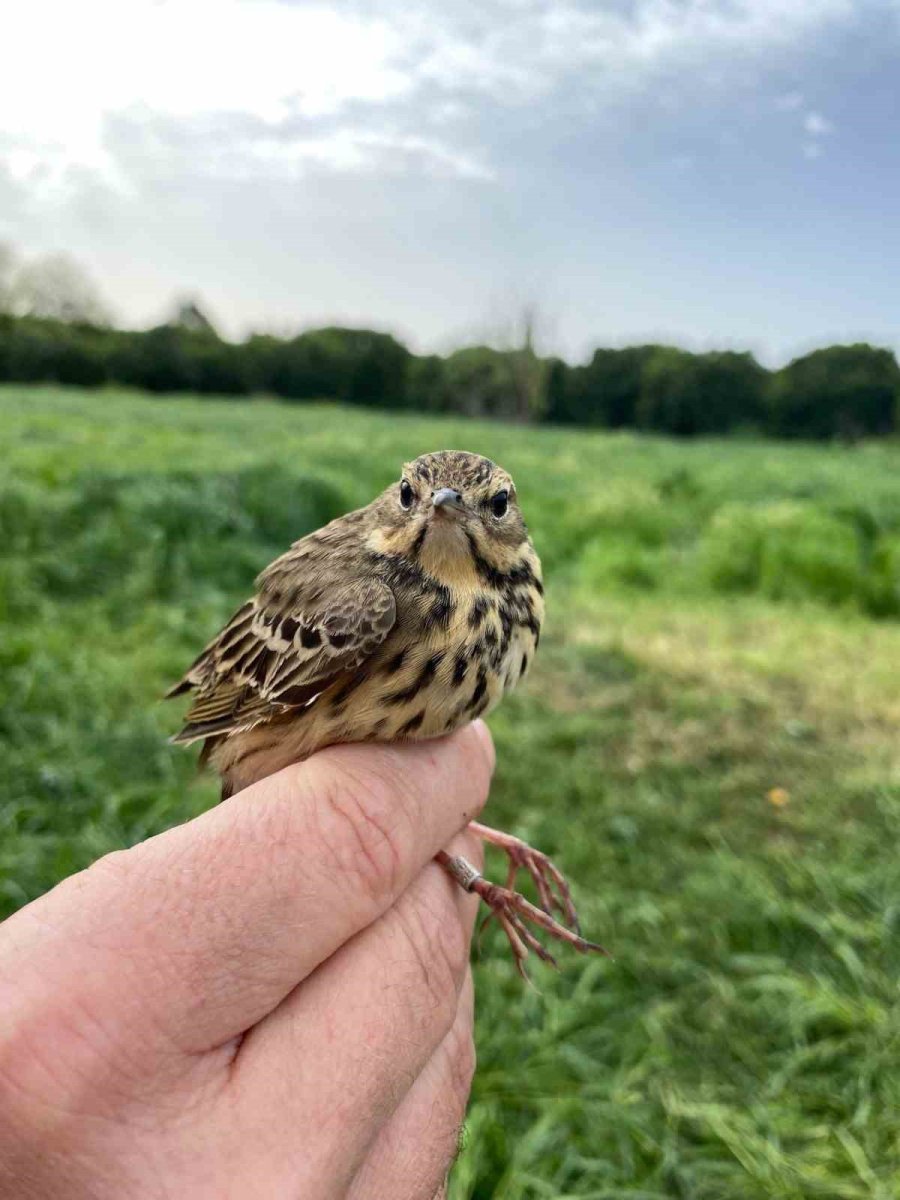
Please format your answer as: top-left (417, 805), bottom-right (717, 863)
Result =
top-left (0, 1), bottom-right (415, 185)
top-left (804, 110), bottom-right (835, 136)
top-left (0, 0), bottom-right (858, 196)
top-left (0, 0), bottom-right (876, 351)
top-left (798, 108), bottom-right (835, 157)
top-left (380, 0), bottom-right (858, 117)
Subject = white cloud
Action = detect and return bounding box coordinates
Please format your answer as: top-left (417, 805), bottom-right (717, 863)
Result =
top-left (183, 127), bottom-right (494, 180)
top-left (0, 0), bottom-right (870, 347)
top-left (0, 0), bottom-right (858, 195)
top-left (804, 110), bottom-right (835, 136)
top-left (409, 0), bottom-right (856, 99)
top-left (0, 1), bottom-right (412, 182)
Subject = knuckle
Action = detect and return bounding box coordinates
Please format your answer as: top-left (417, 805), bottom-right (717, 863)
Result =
top-left (308, 751), bottom-right (413, 905)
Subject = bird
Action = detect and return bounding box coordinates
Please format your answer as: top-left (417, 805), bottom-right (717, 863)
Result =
top-left (168, 450), bottom-right (605, 975)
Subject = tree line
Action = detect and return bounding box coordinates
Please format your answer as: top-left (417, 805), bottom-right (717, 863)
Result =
top-left (2, 311), bottom-right (899, 440)
top-left (1, 247), bottom-right (898, 440)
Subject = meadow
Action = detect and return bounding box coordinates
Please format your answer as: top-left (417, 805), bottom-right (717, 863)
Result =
top-left (2, 384), bottom-right (900, 1199)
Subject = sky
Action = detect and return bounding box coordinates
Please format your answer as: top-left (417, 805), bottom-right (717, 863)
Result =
top-left (2, 0), bottom-right (899, 365)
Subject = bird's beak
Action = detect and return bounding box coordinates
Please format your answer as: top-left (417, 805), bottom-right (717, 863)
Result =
top-left (431, 488), bottom-right (466, 517)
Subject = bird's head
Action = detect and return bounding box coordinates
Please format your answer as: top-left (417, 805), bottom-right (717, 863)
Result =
top-left (368, 450), bottom-right (533, 587)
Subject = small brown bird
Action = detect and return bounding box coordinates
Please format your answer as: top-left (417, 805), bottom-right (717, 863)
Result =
top-left (168, 450), bottom-right (603, 973)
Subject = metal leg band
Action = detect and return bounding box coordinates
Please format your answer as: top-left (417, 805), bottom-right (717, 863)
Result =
top-left (446, 854), bottom-right (483, 892)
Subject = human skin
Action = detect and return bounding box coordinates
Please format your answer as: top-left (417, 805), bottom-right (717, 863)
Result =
top-left (0, 722), bottom-right (494, 1200)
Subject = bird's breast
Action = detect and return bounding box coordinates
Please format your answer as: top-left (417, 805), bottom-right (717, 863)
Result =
top-left (215, 571), bottom-right (543, 793)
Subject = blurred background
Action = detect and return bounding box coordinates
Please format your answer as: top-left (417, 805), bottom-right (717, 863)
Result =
top-left (2, 2), bottom-right (900, 1197)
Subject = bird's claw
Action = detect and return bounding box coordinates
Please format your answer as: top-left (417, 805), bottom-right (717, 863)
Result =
top-left (505, 841), bottom-right (582, 934)
top-left (469, 823), bottom-right (583, 933)
top-left (470, 876), bottom-right (608, 982)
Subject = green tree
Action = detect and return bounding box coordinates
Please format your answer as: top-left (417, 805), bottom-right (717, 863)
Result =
top-left (543, 357), bottom-right (573, 424)
top-left (504, 305), bottom-right (549, 422)
top-left (638, 348), bottom-right (766, 435)
top-left (767, 344), bottom-right (900, 439)
top-left (439, 346), bottom-right (517, 419)
top-left (552, 346), bottom-right (661, 427)
top-left (262, 328), bottom-right (409, 406)
top-left (110, 326), bottom-right (247, 395)
top-left (406, 354), bottom-right (448, 413)
top-left (0, 316), bottom-right (110, 386)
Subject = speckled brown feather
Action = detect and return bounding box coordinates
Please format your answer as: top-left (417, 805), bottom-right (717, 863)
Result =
top-left (169, 451), bottom-right (544, 799)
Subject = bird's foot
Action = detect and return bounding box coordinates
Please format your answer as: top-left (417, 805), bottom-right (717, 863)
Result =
top-left (469, 821), bottom-right (582, 933)
top-left (437, 850), bottom-right (608, 981)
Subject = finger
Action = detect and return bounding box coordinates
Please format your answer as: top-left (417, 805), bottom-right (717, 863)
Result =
top-left (0, 723), bottom-right (494, 1065)
top-left (224, 829), bottom-right (483, 1195)
top-left (346, 969), bottom-right (476, 1200)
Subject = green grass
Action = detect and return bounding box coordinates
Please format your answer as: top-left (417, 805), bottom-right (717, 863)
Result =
top-left (3, 384), bottom-right (900, 1199)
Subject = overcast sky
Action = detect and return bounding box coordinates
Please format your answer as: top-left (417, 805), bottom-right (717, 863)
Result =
top-left (2, 0), bottom-right (899, 364)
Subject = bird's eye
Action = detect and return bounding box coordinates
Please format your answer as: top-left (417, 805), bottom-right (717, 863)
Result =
top-left (399, 480), bottom-right (414, 510)
top-left (491, 490), bottom-right (509, 519)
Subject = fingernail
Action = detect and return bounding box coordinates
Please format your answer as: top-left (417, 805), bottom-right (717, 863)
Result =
top-left (470, 719), bottom-right (496, 773)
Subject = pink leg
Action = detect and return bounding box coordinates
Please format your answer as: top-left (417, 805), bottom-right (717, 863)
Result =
top-left (435, 848), bottom-right (608, 981)
top-left (469, 821), bottom-right (583, 933)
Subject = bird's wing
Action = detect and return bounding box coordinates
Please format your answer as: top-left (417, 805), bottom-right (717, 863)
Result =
top-left (167, 552), bottom-right (396, 743)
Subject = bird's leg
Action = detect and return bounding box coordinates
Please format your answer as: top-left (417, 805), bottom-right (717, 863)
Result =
top-left (468, 821), bottom-right (583, 933)
top-left (435, 849), bottom-right (608, 981)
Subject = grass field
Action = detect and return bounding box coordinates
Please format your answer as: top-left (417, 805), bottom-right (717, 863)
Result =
top-left (2, 384), bottom-right (900, 1199)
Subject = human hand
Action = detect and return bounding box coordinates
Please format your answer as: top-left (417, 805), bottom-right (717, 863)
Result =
top-left (0, 722), bottom-right (494, 1199)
